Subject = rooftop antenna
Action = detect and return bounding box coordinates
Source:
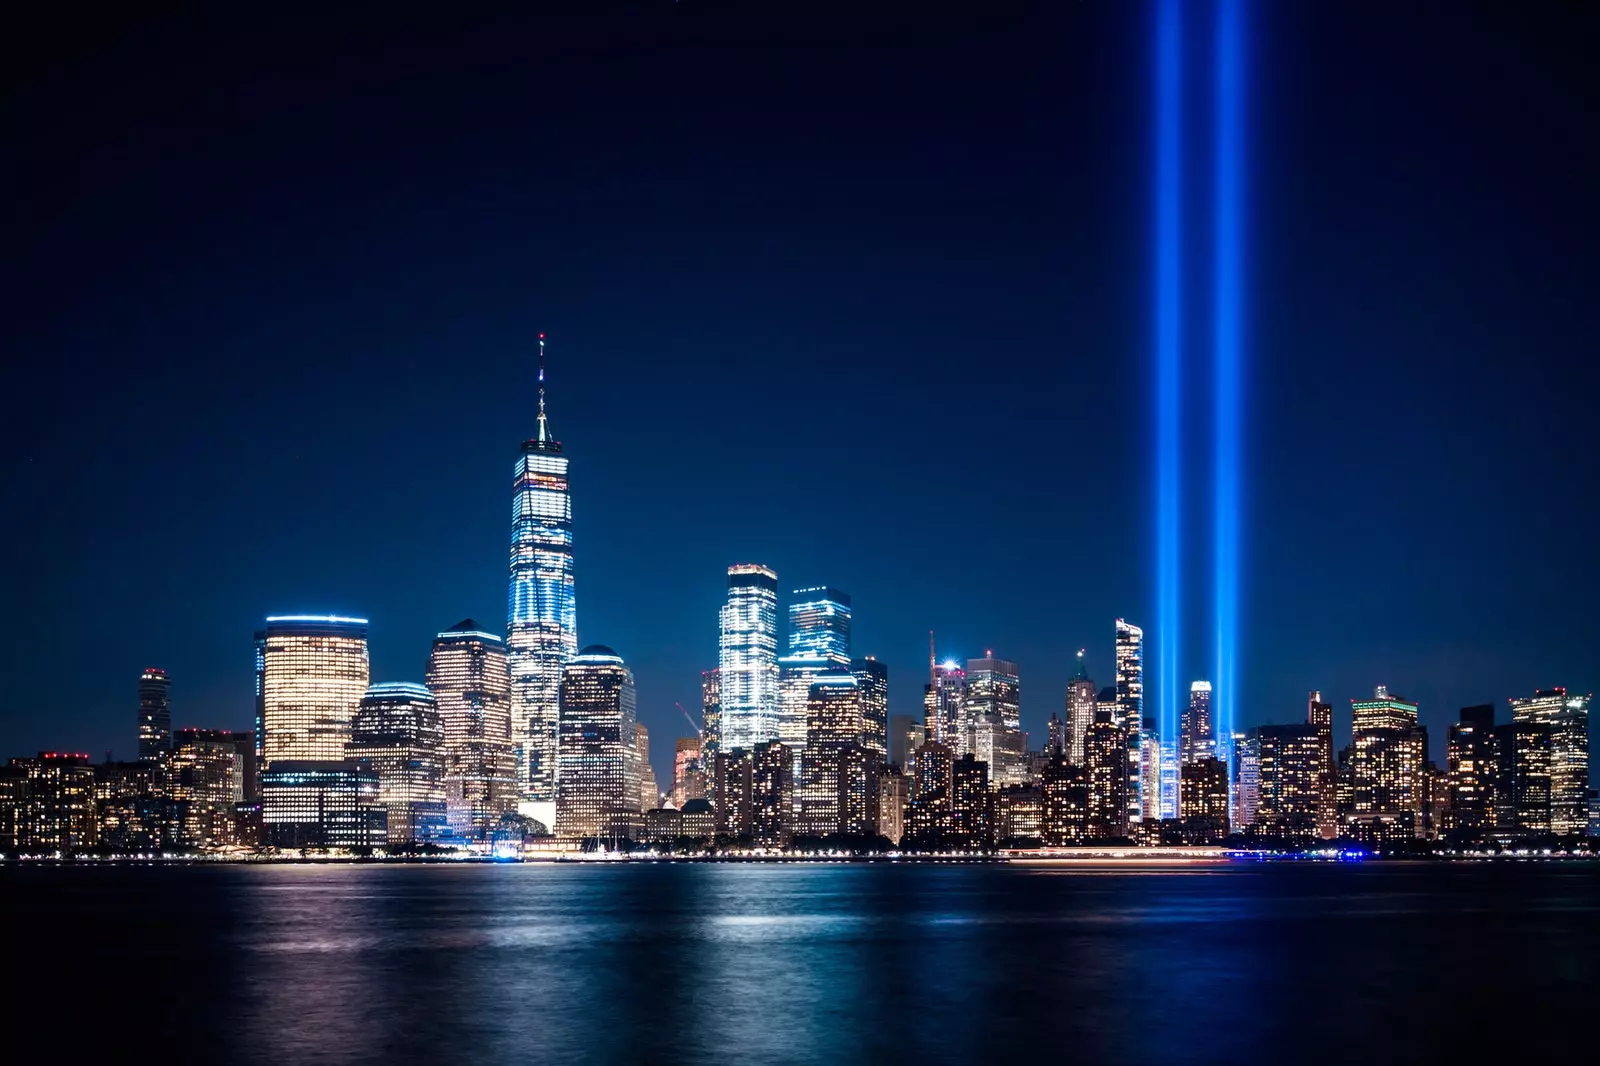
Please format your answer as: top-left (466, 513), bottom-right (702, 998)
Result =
top-left (928, 630), bottom-right (936, 685)
top-left (536, 332), bottom-right (549, 444)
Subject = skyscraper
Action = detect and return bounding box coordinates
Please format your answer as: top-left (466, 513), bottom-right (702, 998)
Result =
top-left (672, 736), bottom-right (704, 807)
top-left (719, 565), bottom-right (779, 752)
top-left (1308, 691), bottom-right (1336, 838)
top-left (923, 660), bottom-right (966, 746)
top-left (137, 668), bottom-right (172, 762)
top-left (700, 668), bottom-right (721, 792)
top-left (798, 674), bottom-right (875, 837)
top-left (348, 682), bottom-right (446, 844)
top-left (1181, 680), bottom-right (1214, 765)
top-left (636, 722), bottom-right (659, 813)
top-left (1446, 704), bottom-right (1497, 834)
top-left (1509, 688), bottom-right (1590, 836)
top-left (1254, 724), bottom-right (1322, 840)
top-left (751, 739), bottom-right (794, 847)
top-left (1085, 711), bottom-right (1129, 839)
top-left (1349, 686), bottom-right (1427, 840)
top-left (852, 657), bottom-right (889, 765)
top-left (788, 587), bottom-right (851, 662)
top-left (427, 621), bottom-right (517, 838)
top-left (967, 655), bottom-right (1025, 787)
top-left (261, 615), bottom-right (370, 765)
top-left (507, 335), bottom-right (577, 814)
top-left (1064, 651), bottom-right (1096, 765)
top-left (1115, 620), bottom-right (1145, 825)
top-left (555, 646), bottom-right (642, 842)
top-left (168, 728), bottom-right (244, 847)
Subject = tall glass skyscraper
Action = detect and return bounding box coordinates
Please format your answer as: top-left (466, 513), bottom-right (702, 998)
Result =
top-left (1115, 619), bottom-right (1145, 823)
top-left (788, 588), bottom-right (851, 663)
top-left (1509, 687), bottom-right (1590, 836)
top-left (719, 565), bottom-right (779, 752)
top-left (851, 656), bottom-right (889, 764)
top-left (507, 336), bottom-right (577, 814)
top-left (1181, 680), bottom-right (1215, 765)
top-left (427, 620), bottom-right (517, 838)
top-left (348, 682), bottom-right (447, 844)
top-left (137, 668), bottom-right (171, 762)
top-left (261, 615), bottom-right (370, 765)
top-left (555, 645), bottom-right (642, 842)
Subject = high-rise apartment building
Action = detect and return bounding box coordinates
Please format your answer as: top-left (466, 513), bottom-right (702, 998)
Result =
top-left (700, 668), bottom-right (721, 796)
top-left (1254, 725), bottom-right (1321, 839)
top-left (8, 753), bottom-right (96, 852)
top-left (923, 661), bottom-right (966, 747)
top-left (949, 753), bottom-right (992, 849)
top-left (1181, 681), bottom-right (1214, 765)
top-left (907, 739), bottom-right (953, 846)
top-left (555, 646), bottom-right (642, 842)
top-left (713, 748), bottom-right (754, 838)
top-left (347, 683), bottom-right (446, 844)
top-left (1040, 754), bottom-right (1088, 844)
top-left (1509, 688), bottom-right (1590, 836)
top-left (1231, 731), bottom-right (1260, 830)
top-left (168, 728), bottom-right (244, 847)
top-left (967, 656), bottom-right (1025, 787)
top-left (798, 675), bottom-right (877, 837)
top-left (427, 621), bottom-right (517, 838)
top-left (1085, 711), bottom-right (1129, 839)
top-left (261, 615), bottom-right (370, 765)
top-left (672, 736), bottom-right (705, 807)
top-left (751, 740), bottom-right (793, 847)
top-left (506, 336), bottom-right (577, 813)
top-left (1115, 620), bottom-right (1145, 825)
top-left (1064, 651), bottom-right (1096, 766)
top-left (636, 723), bottom-right (659, 813)
top-left (1178, 757), bottom-right (1230, 842)
top-left (1308, 691), bottom-right (1336, 838)
top-left (719, 565), bottom-right (779, 752)
top-left (137, 668), bottom-right (172, 762)
top-left (788, 587), bottom-right (851, 663)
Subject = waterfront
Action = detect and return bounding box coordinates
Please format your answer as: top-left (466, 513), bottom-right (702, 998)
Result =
top-left (4, 862), bottom-right (1596, 1064)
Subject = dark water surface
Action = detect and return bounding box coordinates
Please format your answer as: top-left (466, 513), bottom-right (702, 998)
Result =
top-left (3, 861), bottom-right (1595, 1064)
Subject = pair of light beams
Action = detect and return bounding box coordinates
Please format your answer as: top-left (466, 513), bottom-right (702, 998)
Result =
top-left (1154, 0), bottom-right (1243, 766)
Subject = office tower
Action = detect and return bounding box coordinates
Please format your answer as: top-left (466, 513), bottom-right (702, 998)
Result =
top-left (1085, 712), bottom-right (1129, 839)
top-left (1446, 705), bottom-right (1497, 834)
top-left (672, 737), bottom-right (704, 807)
top-left (1181, 681), bottom-right (1214, 764)
top-left (254, 630), bottom-right (266, 778)
top-left (1040, 754), bottom-right (1088, 844)
top-left (168, 728), bottom-right (245, 847)
top-left (507, 336), bottom-right (577, 813)
top-left (1139, 734), bottom-right (1162, 821)
top-left (968, 655), bottom-right (1025, 787)
top-left (1046, 713), bottom-right (1066, 756)
top-left (995, 785), bottom-right (1043, 843)
top-left (778, 655), bottom-right (837, 773)
top-left (1509, 688), bottom-right (1590, 836)
top-left (261, 761), bottom-right (385, 848)
top-left (1231, 732), bottom-right (1260, 830)
top-left (877, 767), bottom-right (907, 844)
top-left (1158, 738), bottom-right (1179, 820)
top-left (90, 760), bottom-right (169, 852)
top-left (1308, 691), bottom-right (1336, 839)
top-left (789, 587), bottom-right (851, 662)
top-left (1114, 619), bottom-right (1145, 825)
top-left (427, 621), bottom-right (517, 838)
top-left (555, 646), bottom-right (642, 842)
top-left (1065, 651), bottom-right (1096, 765)
top-left (851, 657), bottom-right (889, 765)
top-left (889, 713), bottom-right (919, 769)
top-left (137, 668), bottom-right (172, 762)
top-left (1349, 686), bottom-right (1427, 840)
top-left (923, 660), bottom-right (966, 746)
top-left (907, 739), bottom-right (953, 846)
top-left (751, 740), bottom-right (793, 847)
top-left (1178, 757), bottom-right (1230, 842)
top-left (261, 615), bottom-right (370, 765)
top-left (1253, 725), bottom-right (1321, 840)
top-left (700, 668), bottom-right (721, 795)
top-left (720, 565), bottom-right (779, 752)
top-left (8, 753), bottom-right (97, 852)
top-left (799, 674), bottom-right (876, 836)
top-left (346, 683), bottom-right (446, 844)
top-left (1500, 721), bottom-right (1552, 834)
top-left (712, 748), bottom-right (754, 838)
top-left (949, 753), bottom-right (992, 849)
top-left (636, 723), bottom-right (659, 812)
top-left (230, 730), bottom-right (259, 807)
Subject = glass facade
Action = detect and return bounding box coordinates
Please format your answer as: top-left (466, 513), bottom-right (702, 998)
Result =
top-left (1349, 686), bottom-right (1427, 838)
top-left (1115, 619), bottom-right (1145, 824)
top-left (788, 587), bottom-right (852, 664)
top-left (555, 646), bottom-right (642, 842)
top-left (851, 656), bottom-right (889, 764)
top-left (1181, 680), bottom-right (1214, 765)
top-left (719, 565), bottom-right (779, 752)
top-left (348, 682), bottom-right (447, 844)
top-left (137, 668), bottom-right (171, 762)
top-left (426, 621), bottom-right (517, 839)
top-left (261, 760), bottom-right (385, 849)
top-left (261, 616), bottom-right (370, 765)
top-left (507, 346), bottom-right (577, 810)
top-left (1509, 688), bottom-right (1590, 836)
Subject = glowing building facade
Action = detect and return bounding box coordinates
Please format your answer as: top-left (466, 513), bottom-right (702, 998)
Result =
top-left (347, 682), bottom-right (447, 844)
top-left (1509, 688), bottom-right (1590, 836)
top-left (507, 336), bottom-right (577, 814)
top-left (555, 646), bottom-right (642, 842)
top-left (1254, 724), bottom-right (1322, 839)
top-left (1181, 680), bottom-right (1214, 765)
top-left (168, 728), bottom-right (244, 847)
top-left (719, 565), bottom-right (779, 752)
top-left (788, 587), bottom-right (852, 663)
top-left (798, 674), bottom-right (874, 837)
top-left (261, 760), bottom-right (385, 849)
top-left (967, 656), bottom-right (1025, 787)
top-left (1446, 704), bottom-right (1497, 834)
top-left (1115, 620), bottom-right (1145, 824)
top-left (851, 657), bottom-right (889, 765)
top-left (700, 668), bottom-right (721, 791)
top-left (1065, 651), bottom-right (1096, 765)
top-left (137, 668), bottom-right (171, 762)
top-left (426, 621), bottom-right (517, 838)
top-left (923, 661), bottom-right (966, 746)
top-left (1086, 711), bottom-right (1130, 839)
top-left (261, 615), bottom-right (370, 766)
top-left (1349, 686), bottom-right (1427, 840)
top-left (1308, 691), bottom-right (1336, 838)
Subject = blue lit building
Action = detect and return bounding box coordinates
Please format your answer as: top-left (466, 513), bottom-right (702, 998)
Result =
top-left (788, 587), bottom-right (851, 663)
top-left (719, 565), bottom-right (779, 752)
top-left (507, 336), bottom-right (577, 819)
top-left (347, 682), bottom-right (447, 844)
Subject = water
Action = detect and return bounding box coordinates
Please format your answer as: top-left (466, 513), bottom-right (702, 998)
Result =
top-left (3, 861), bottom-right (1594, 1063)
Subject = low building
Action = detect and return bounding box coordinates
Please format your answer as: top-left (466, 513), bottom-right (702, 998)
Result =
top-left (261, 760), bottom-right (386, 849)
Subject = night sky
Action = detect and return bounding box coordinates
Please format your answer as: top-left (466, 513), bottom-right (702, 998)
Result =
top-left (5, 4), bottom-right (1596, 789)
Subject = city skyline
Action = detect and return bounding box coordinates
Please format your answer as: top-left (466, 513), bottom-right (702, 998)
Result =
top-left (5, 6), bottom-right (1597, 796)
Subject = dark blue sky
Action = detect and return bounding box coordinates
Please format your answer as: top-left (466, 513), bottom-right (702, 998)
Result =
top-left (5, 4), bottom-right (1596, 789)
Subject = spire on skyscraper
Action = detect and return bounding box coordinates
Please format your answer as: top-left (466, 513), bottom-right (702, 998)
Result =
top-left (537, 333), bottom-right (550, 444)
top-left (1072, 648), bottom-right (1089, 682)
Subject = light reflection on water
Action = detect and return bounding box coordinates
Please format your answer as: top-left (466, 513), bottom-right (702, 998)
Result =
top-left (4, 862), bottom-right (1596, 1064)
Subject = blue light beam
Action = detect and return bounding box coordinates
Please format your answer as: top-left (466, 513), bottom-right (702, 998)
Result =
top-left (1155, 0), bottom-right (1183, 755)
top-left (1214, 0), bottom-right (1245, 775)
